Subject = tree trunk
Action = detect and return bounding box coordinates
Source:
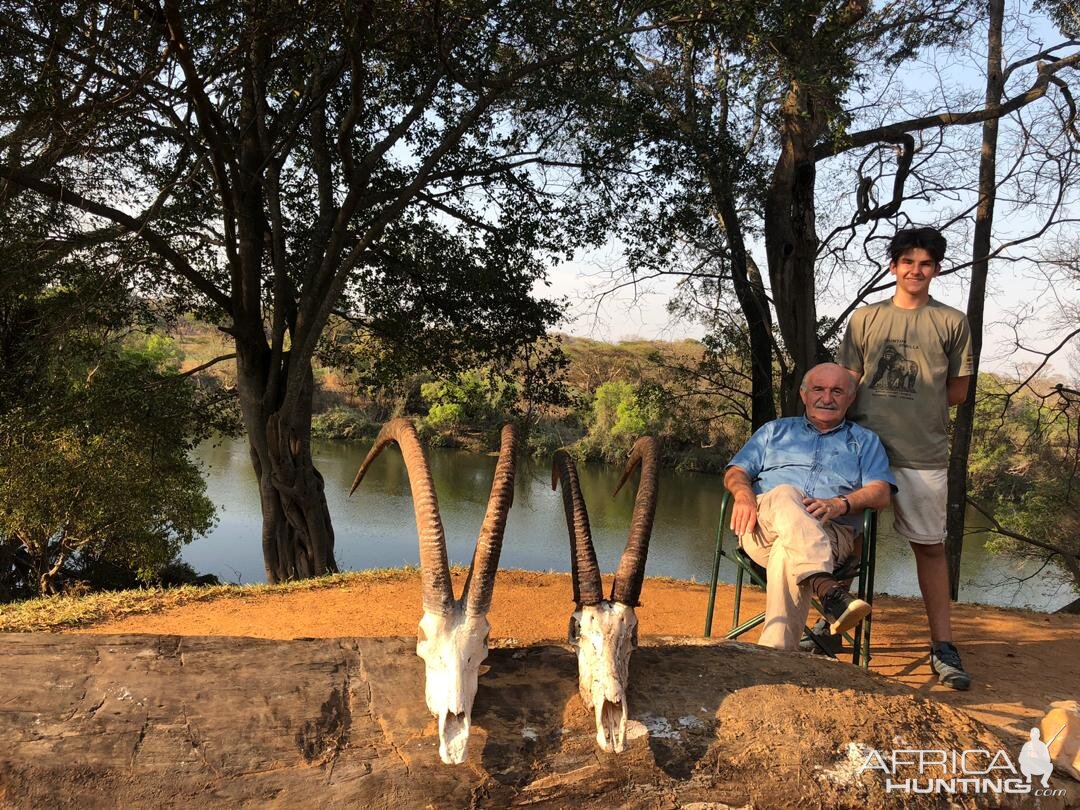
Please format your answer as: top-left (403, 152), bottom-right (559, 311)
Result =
top-left (21, 534), bottom-right (61, 596)
top-left (0, 541), bottom-right (32, 602)
top-left (741, 255), bottom-right (778, 430)
top-left (710, 179), bottom-right (777, 429)
top-left (765, 83), bottom-right (828, 415)
top-left (946, 0), bottom-right (1004, 600)
top-left (236, 346), bottom-right (338, 584)
top-left (223, 41), bottom-right (337, 585)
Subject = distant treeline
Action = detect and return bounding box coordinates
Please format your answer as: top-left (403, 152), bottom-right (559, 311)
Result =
top-left (177, 319), bottom-right (746, 473)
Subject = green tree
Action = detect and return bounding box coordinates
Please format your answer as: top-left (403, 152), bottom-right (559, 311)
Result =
top-left (570, 1), bottom-right (1078, 422)
top-left (581, 380), bottom-right (662, 460)
top-left (965, 374), bottom-right (1080, 596)
top-left (0, 0), bottom-right (643, 581)
top-left (420, 370), bottom-right (511, 432)
top-left (0, 269), bottom-right (222, 599)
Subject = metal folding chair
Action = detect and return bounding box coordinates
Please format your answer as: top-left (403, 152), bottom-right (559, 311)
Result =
top-left (703, 489), bottom-right (879, 668)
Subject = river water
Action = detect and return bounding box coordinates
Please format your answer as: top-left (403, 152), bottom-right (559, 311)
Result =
top-left (183, 437), bottom-right (1074, 612)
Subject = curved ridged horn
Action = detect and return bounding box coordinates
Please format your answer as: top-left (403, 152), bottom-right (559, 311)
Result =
top-left (463, 423), bottom-right (519, 616)
top-left (349, 418), bottom-right (453, 615)
top-left (610, 436), bottom-right (659, 607)
top-left (551, 449), bottom-right (603, 607)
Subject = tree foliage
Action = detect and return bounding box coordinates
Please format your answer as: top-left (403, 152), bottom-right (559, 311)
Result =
top-left (0, 264), bottom-right (225, 599)
top-left (420, 370), bottom-right (513, 433)
top-left (563, 1), bottom-right (1078, 424)
top-left (0, 0), bottom-right (646, 581)
top-left (967, 373), bottom-right (1080, 593)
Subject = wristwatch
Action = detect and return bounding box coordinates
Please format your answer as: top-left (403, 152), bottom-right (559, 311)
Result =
top-left (838, 495), bottom-right (851, 515)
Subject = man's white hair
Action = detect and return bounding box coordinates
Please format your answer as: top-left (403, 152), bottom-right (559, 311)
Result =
top-left (800, 363), bottom-right (856, 395)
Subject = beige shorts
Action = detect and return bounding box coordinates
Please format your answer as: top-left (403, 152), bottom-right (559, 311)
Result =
top-left (891, 467), bottom-right (947, 544)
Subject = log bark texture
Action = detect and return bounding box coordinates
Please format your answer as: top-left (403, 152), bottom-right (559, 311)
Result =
top-left (0, 633), bottom-right (1023, 809)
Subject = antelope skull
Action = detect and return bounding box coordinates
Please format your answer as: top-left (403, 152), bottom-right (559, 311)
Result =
top-left (350, 419), bottom-right (517, 765)
top-left (552, 437), bottom-right (658, 754)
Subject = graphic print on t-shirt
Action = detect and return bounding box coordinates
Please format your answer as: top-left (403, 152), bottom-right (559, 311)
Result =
top-left (867, 342), bottom-right (919, 397)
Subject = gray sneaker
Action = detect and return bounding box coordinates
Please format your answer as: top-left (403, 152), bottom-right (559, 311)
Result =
top-left (799, 617), bottom-right (843, 654)
top-left (930, 642), bottom-right (972, 690)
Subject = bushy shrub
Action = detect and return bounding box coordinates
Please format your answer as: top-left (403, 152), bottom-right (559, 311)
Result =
top-left (311, 406), bottom-right (376, 441)
top-left (0, 346), bottom-right (217, 598)
top-left (577, 381), bottom-right (663, 462)
top-left (418, 370), bottom-right (513, 436)
top-left (424, 401), bottom-right (466, 431)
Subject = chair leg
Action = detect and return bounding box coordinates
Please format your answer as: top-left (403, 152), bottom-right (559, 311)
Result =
top-left (851, 580), bottom-right (864, 667)
top-left (851, 511), bottom-right (879, 669)
top-left (851, 620), bottom-right (865, 667)
top-left (726, 610), bottom-right (764, 640)
top-left (706, 490), bottom-right (735, 638)
top-left (859, 536), bottom-right (877, 669)
top-left (704, 521), bottom-right (726, 638)
top-left (732, 565), bottom-right (743, 628)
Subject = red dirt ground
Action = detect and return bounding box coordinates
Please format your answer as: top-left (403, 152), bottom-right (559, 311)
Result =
top-left (77, 570), bottom-right (1080, 744)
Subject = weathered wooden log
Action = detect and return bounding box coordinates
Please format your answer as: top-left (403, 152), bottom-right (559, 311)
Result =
top-left (0, 634), bottom-right (1028, 808)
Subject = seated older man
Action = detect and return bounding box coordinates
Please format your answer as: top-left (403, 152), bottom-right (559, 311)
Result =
top-left (724, 363), bottom-right (896, 650)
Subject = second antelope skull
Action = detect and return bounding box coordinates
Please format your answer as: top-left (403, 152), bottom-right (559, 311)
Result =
top-left (350, 419), bottom-right (517, 765)
top-left (552, 437), bottom-right (658, 754)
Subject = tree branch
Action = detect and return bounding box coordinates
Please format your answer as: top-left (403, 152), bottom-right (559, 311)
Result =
top-left (160, 0), bottom-right (240, 269)
top-left (967, 496), bottom-right (1075, 559)
top-left (0, 168), bottom-right (232, 314)
top-left (172, 353), bottom-right (237, 380)
top-left (813, 51), bottom-right (1080, 161)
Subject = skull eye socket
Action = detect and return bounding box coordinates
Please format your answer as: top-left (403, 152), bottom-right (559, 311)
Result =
top-left (568, 616), bottom-right (581, 645)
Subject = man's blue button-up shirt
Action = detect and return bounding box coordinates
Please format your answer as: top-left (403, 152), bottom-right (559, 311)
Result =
top-left (727, 417), bottom-right (896, 527)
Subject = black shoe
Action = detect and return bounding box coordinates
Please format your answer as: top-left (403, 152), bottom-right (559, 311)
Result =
top-left (799, 617), bottom-right (843, 654)
top-left (930, 642), bottom-right (972, 691)
top-left (820, 587), bottom-right (871, 636)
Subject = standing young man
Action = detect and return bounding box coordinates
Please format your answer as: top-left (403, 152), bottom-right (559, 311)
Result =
top-left (835, 226), bottom-right (974, 690)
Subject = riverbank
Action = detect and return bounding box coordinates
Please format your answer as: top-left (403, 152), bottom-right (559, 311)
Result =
top-left (6, 568), bottom-right (1076, 745)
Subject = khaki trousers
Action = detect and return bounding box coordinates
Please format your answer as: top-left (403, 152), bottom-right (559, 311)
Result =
top-left (739, 484), bottom-right (856, 651)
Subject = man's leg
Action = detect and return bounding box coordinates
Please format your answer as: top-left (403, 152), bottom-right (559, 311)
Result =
top-left (891, 468), bottom-right (953, 639)
top-left (892, 467), bottom-right (971, 689)
top-left (740, 485), bottom-right (854, 650)
top-left (741, 529), bottom-right (812, 650)
top-left (911, 540), bottom-right (952, 641)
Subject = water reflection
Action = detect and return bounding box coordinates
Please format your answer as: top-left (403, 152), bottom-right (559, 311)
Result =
top-left (183, 438), bottom-right (1073, 612)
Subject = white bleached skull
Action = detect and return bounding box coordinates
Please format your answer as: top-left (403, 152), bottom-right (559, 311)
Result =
top-left (552, 438), bottom-right (658, 755)
top-left (417, 610), bottom-right (491, 765)
top-left (350, 420), bottom-right (518, 766)
top-left (569, 602), bottom-right (639, 753)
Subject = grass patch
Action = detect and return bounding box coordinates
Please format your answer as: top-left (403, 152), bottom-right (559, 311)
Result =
top-left (0, 567), bottom-right (419, 633)
top-left (0, 566), bottom-right (722, 634)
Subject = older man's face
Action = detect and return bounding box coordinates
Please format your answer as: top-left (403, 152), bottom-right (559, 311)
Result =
top-left (800, 367), bottom-right (856, 430)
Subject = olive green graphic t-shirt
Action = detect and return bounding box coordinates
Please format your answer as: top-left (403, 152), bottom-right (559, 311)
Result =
top-left (837, 298), bottom-right (974, 469)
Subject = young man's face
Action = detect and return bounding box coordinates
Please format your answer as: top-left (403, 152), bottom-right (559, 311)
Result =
top-left (890, 247), bottom-right (939, 298)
